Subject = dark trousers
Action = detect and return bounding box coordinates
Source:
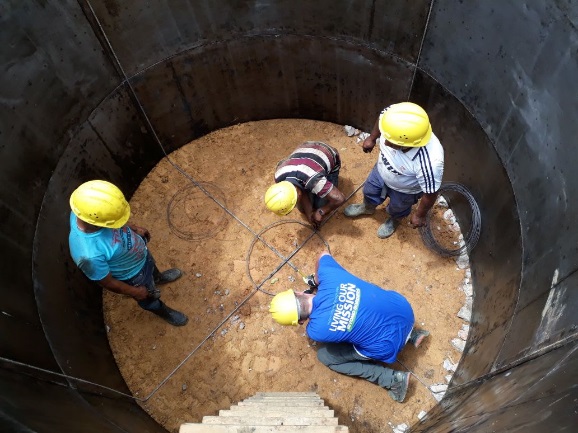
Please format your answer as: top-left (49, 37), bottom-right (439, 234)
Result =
top-left (316, 343), bottom-right (397, 388)
top-left (122, 252), bottom-right (163, 312)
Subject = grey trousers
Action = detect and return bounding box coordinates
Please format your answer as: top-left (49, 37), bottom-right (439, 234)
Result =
top-left (317, 343), bottom-right (397, 389)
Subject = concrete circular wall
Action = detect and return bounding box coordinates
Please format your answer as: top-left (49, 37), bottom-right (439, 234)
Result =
top-left (1, 1), bottom-right (576, 432)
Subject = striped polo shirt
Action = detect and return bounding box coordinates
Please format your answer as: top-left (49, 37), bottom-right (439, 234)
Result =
top-left (274, 141), bottom-right (341, 198)
top-left (377, 132), bottom-right (444, 195)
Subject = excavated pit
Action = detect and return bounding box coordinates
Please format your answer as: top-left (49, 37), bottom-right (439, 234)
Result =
top-left (2, 2), bottom-right (577, 433)
top-left (103, 119), bottom-right (471, 432)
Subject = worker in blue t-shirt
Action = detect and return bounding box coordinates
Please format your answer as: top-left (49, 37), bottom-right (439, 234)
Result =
top-left (269, 251), bottom-right (429, 403)
top-left (68, 180), bottom-right (188, 326)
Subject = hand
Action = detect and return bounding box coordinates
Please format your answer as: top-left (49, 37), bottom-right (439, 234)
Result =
top-left (308, 211), bottom-right (321, 230)
top-left (133, 285), bottom-right (150, 301)
top-left (410, 213), bottom-right (426, 228)
top-left (311, 208), bottom-right (326, 229)
top-left (362, 137), bottom-right (376, 153)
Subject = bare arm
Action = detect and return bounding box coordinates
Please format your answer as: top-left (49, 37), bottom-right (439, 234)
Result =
top-left (362, 117), bottom-right (381, 153)
top-left (410, 192), bottom-right (438, 227)
top-left (312, 186), bottom-right (346, 226)
top-left (98, 273), bottom-right (149, 301)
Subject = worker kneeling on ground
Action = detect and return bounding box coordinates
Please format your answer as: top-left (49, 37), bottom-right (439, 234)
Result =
top-left (68, 180), bottom-right (188, 326)
top-left (344, 102), bottom-right (444, 239)
top-left (269, 251), bottom-right (429, 403)
top-left (264, 141), bottom-right (346, 229)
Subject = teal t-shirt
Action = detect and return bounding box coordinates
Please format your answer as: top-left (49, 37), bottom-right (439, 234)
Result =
top-left (306, 255), bottom-right (414, 364)
top-left (68, 212), bottom-right (148, 281)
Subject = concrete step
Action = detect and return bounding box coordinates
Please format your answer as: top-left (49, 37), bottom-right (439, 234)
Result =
top-left (202, 415), bottom-right (338, 426)
top-left (179, 392), bottom-right (349, 433)
top-left (180, 425), bottom-right (349, 433)
top-left (238, 400), bottom-right (326, 407)
top-left (253, 392), bottom-right (320, 398)
top-left (244, 398), bottom-right (324, 404)
top-left (221, 408), bottom-right (334, 417)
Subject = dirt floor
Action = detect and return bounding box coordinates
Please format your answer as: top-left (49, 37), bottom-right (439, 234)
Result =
top-left (103, 119), bottom-right (469, 433)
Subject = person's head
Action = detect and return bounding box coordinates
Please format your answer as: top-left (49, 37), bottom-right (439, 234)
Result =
top-left (69, 180), bottom-right (130, 228)
top-left (264, 181), bottom-right (299, 216)
top-left (379, 102), bottom-right (432, 149)
top-left (269, 289), bottom-right (313, 326)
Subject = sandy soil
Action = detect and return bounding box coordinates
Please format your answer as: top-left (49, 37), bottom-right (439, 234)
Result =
top-left (103, 119), bottom-right (469, 433)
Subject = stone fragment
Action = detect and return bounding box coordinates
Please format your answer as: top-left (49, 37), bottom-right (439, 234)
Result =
top-left (437, 196), bottom-right (448, 207)
top-left (456, 253), bottom-right (470, 269)
top-left (452, 338), bottom-right (466, 352)
top-left (430, 384), bottom-right (448, 393)
top-left (344, 125), bottom-right (360, 136)
top-left (430, 383), bottom-right (447, 402)
top-left (356, 132), bottom-right (370, 142)
top-left (443, 359), bottom-right (457, 371)
top-left (458, 305), bottom-right (472, 321)
top-left (462, 282), bottom-right (473, 297)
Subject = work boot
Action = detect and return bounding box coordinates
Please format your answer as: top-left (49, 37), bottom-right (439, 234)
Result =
top-left (377, 218), bottom-right (399, 238)
top-left (343, 200), bottom-right (377, 217)
top-left (154, 268), bottom-right (182, 285)
top-left (151, 302), bottom-right (188, 326)
top-left (408, 329), bottom-right (430, 348)
top-left (387, 371), bottom-right (410, 403)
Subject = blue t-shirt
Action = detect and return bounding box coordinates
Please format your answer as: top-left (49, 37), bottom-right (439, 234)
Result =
top-left (68, 212), bottom-right (148, 281)
top-left (306, 255), bottom-right (414, 364)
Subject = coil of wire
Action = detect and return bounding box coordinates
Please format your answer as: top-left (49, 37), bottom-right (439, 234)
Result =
top-left (419, 182), bottom-right (481, 258)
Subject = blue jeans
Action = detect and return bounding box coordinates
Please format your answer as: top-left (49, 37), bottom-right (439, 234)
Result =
top-left (317, 343), bottom-right (397, 388)
top-left (363, 164), bottom-right (422, 219)
top-left (122, 252), bottom-right (163, 312)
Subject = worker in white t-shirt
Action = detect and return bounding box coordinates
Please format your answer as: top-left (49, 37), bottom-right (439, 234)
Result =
top-left (344, 102), bottom-right (444, 239)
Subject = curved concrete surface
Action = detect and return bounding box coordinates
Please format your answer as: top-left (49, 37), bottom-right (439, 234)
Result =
top-left (1, 1), bottom-right (576, 432)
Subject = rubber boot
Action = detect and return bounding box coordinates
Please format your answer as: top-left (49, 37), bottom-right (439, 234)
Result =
top-left (154, 268), bottom-right (182, 285)
top-left (151, 301), bottom-right (188, 326)
top-left (387, 371), bottom-right (410, 403)
top-left (343, 199), bottom-right (377, 217)
top-left (408, 329), bottom-right (430, 348)
top-left (377, 218), bottom-right (400, 238)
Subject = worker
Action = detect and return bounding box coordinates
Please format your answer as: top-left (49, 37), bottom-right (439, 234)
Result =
top-left (68, 180), bottom-right (188, 326)
top-left (264, 141), bottom-right (346, 228)
top-left (344, 102), bottom-right (444, 238)
top-left (269, 251), bottom-right (429, 403)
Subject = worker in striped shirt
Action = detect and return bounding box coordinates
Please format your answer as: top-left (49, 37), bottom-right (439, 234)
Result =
top-left (264, 141), bottom-right (346, 229)
top-left (344, 102), bottom-right (444, 239)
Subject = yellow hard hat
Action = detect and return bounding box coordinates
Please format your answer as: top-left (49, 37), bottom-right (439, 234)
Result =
top-left (269, 289), bottom-right (299, 326)
top-left (70, 180), bottom-right (130, 228)
top-left (264, 181), bottom-right (298, 216)
top-left (379, 102), bottom-right (432, 147)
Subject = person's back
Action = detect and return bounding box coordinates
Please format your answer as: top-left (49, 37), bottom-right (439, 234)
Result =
top-left (264, 141), bottom-right (345, 228)
top-left (268, 251), bottom-right (428, 403)
top-left (306, 254), bottom-right (414, 363)
top-left (69, 211), bottom-right (147, 281)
